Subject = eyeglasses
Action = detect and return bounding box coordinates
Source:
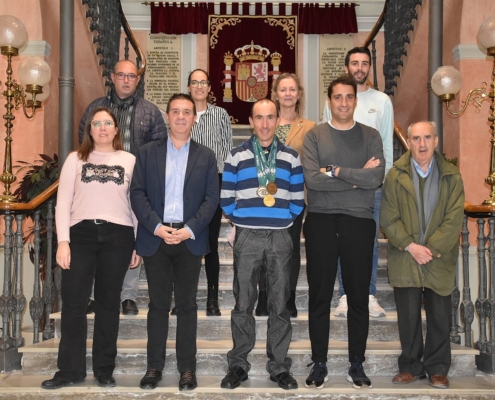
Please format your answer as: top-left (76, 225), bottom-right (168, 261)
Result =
top-left (114, 72), bottom-right (138, 81)
top-left (91, 120), bottom-right (115, 128)
top-left (189, 80), bottom-right (209, 88)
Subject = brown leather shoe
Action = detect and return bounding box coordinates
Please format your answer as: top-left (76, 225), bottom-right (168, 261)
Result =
top-left (429, 374), bottom-right (449, 389)
top-left (392, 372), bottom-right (427, 384)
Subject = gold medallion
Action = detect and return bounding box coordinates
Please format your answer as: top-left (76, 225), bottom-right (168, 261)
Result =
top-left (257, 186), bottom-right (268, 198)
top-left (266, 182), bottom-right (278, 195)
top-left (263, 194), bottom-right (275, 207)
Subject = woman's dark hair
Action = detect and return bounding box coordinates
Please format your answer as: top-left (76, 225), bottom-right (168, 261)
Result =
top-left (78, 106), bottom-right (122, 162)
top-left (187, 68), bottom-right (210, 86)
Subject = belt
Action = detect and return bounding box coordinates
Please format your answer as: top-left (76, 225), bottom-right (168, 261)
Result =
top-left (162, 221), bottom-right (184, 229)
top-left (85, 219), bottom-right (108, 224)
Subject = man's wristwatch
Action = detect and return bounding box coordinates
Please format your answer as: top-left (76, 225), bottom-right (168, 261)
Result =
top-left (326, 165), bottom-right (338, 178)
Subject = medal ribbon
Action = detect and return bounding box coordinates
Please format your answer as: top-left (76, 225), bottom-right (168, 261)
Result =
top-left (253, 136), bottom-right (277, 187)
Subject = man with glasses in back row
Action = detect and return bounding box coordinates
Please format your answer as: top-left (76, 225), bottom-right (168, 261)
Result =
top-left (78, 60), bottom-right (167, 317)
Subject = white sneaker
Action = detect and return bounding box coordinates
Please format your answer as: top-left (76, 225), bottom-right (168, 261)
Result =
top-left (369, 295), bottom-right (386, 317)
top-left (334, 295), bottom-right (347, 317)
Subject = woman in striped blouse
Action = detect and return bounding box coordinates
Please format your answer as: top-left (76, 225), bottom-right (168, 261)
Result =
top-left (188, 68), bottom-right (233, 316)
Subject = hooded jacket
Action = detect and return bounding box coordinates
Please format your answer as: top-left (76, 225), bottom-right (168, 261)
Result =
top-left (380, 151), bottom-right (464, 296)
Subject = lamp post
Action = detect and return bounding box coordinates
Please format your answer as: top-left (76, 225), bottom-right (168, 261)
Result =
top-left (431, 15), bottom-right (495, 205)
top-left (0, 15), bottom-right (51, 203)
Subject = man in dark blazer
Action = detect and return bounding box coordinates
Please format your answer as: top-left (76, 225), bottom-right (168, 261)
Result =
top-left (130, 93), bottom-right (219, 392)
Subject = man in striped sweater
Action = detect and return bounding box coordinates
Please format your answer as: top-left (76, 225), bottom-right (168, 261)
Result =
top-left (220, 99), bottom-right (304, 391)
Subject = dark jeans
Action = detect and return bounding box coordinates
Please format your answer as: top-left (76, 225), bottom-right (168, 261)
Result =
top-left (55, 220), bottom-right (134, 381)
top-left (144, 240), bottom-right (202, 373)
top-left (258, 205), bottom-right (305, 292)
top-left (304, 212), bottom-right (375, 363)
top-left (395, 287), bottom-right (452, 377)
top-left (228, 227), bottom-right (293, 376)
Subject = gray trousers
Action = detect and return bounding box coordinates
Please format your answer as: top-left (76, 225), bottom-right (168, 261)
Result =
top-left (91, 263), bottom-right (141, 302)
top-left (228, 227), bottom-right (293, 377)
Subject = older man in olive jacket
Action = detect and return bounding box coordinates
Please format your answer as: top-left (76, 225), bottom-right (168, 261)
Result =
top-left (380, 121), bottom-right (464, 390)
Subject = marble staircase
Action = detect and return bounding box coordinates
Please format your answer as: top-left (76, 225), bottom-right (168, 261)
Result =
top-left (1, 218), bottom-right (491, 398)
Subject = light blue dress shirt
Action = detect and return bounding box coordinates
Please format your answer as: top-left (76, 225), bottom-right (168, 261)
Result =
top-left (412, 157), bottom-right (433, 178)
top-left (155, 136), bottom-right (195, 239)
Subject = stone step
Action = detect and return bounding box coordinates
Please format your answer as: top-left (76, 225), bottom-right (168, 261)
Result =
top-left (20, 339), bottom-right (478, 377)
top-left (140, 238), bottom-right (390, 284)
top-left (3, 372), bottom-right (495, 399)
top-left (51, 310), bottom-right (414, 342)
top-left (135, 282), bottom-right (397, 311)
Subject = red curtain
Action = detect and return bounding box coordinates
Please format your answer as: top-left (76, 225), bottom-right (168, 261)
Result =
top-left (150, 2), bottom-right (357, 35)
top-left (150, 2), bottom-right (212, 34)
top-left (296, 3), bottom-right (358, 34)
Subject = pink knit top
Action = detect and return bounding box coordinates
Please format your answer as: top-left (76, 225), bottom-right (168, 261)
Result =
top-left (55, 150), bottom-right (137, 242)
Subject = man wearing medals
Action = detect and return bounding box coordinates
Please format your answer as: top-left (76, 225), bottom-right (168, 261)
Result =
top-left (220, 99), bottom-right (304, 391)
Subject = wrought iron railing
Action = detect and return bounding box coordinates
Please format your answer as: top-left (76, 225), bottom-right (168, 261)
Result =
top-left (81, 0), bottom-right (146, 97)
top-left (0, 182), bottom-right (58, 370)
top-left (459, 203), bottom-right (495, 373)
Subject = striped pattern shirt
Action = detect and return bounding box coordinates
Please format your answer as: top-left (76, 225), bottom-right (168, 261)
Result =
top-left (190, 103), bottom-right (233, 173)
top-left (221, 135), bottom-right (304, 229)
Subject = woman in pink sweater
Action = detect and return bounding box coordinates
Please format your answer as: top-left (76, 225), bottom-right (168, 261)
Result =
top-left (42, 107), bottom-right (141, 390)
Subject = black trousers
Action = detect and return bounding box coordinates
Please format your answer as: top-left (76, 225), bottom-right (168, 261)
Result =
top-left (204, 174), bottom-right (223, 286)
top-left (55, 221), bottom-right (134, 381)
top-left (304, 212), bottom-right (375, 363)
top-left (144, 240), bottom-right (202, 373)
top-left (394, 287), bottom-right (452, 377)
top-left (259, 205), bottom-right (305, 292)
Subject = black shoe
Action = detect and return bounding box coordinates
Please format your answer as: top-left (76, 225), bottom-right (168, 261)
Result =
top-left (41, 377), bottom-right (84, 390)
top-left (171, 306), bottom-right (177, 315)
top-left (305, 361), bottom-right (328, 389)
top-left (270, 371), bottom-right (298, 390)
top-left (122, 299), bottom-right (138, 315)
top-left (139, 369), bottom-right (162, 389)
top-left (221, 366), bottom-right (248, 389)
top-left (347, 360), bottom-right (373, 389)
top-left (206, 284), bottom-right (221, 316)
top-left (86, 299), bottom-right (95, 315)
top-left (255, 290), bottom-right (268, 316)
top-left (96, 375), bottom-right (116, 387)
top-left (179, 370), bottom-right (197, 391)
top-left (287, 290), bottom-right (298, 318)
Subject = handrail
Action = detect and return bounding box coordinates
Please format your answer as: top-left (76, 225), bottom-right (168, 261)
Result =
top-left (359, 0), bottom-right (409, 151)
top-left (362, 0), bottom-right (388, 49)
top-left (119, 0), bottom-right (146, 76)
top-left (464, 201), bottom-right (495, 214)
top-left (0, 181), bottom-right (59, 212)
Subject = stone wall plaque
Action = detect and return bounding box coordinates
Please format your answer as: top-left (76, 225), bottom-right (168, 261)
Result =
top-left (319, 34), bottom-right (354, 119)
top-left (146, 34), bottom-right (181, 111)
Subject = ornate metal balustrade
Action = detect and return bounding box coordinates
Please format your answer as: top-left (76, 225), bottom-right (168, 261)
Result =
top-left (0, 183), bottom-right (58, 371)
top-left (458, 203), bottom-right (495, 373)
top-left (81, 0), bottom-right (146, 97)
top-left (383, 0), bottom-right (422, 97)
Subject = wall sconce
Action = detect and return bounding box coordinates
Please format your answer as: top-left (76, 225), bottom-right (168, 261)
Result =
top-left (0, 15), bottom-right (52, 203)
top-left (431, 15), bottom-right (495, 205)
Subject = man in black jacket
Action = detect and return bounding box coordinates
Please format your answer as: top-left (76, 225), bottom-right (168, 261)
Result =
top-left (79, 60), bottom-right (167, 316)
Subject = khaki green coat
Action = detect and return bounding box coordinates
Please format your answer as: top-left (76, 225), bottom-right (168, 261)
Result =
top-left (380, 151), bottom-right (465, 296)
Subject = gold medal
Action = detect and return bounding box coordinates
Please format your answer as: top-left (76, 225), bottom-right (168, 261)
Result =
top-left (266, 182), bottom-right (278, 195)
top-left (263, 194), bottom-right (275, 207)
top-left (257, 186), bottom-right (268, 197)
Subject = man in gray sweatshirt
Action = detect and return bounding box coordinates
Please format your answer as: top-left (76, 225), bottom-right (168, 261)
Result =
top-left (302, 74), bottom-right (384, 390)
